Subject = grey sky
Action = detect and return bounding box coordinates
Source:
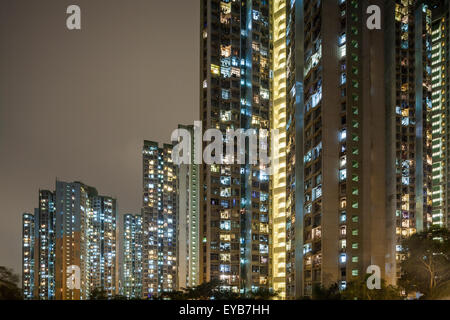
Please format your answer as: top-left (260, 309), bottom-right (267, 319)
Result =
top-left (0, 0), bottom-right (199, 275)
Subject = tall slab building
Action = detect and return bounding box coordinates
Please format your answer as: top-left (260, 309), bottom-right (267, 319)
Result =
top-left (385, 0), bottom-right (433, 283)
top-left (142, 141), bottom-right (177, 297)
top-left (122, 214), bottom-right (143, 298)
top-left (271, 0), bottom-right (287, 299)
top-left (200, 0), bottom-right (272, 293)
top-left (279, 0), bottom-right (435, 299)
top-left (88, 196), bottom-right (119, 297)
top-left (34, 190), bottom-right (56, 299)
top-left (22, 181), bottom-right (119, 300)
top-left (21, 191), bottom-right (57, 300)
top-left (175, 125), bottom-right (201, 289)
top-left (430, 0), bottom-right (450, 230)
top-left (283, 0), bottom-right (397, 298)
top-left (22, 213), bottom-right (35, 300)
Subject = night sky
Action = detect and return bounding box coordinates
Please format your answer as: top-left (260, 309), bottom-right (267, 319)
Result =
top-left (0, 0), bottom-right (199, 275)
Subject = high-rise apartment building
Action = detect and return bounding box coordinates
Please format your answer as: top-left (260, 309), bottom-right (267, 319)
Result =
top-left (34, 190), bottom-right (56, 300)
top-left (200, 0), bottom-right (271, 293)
top-left (385, 0), bottom-right (433, 282)
top-left (271, 0), bottom-right (287, 299)
top-left (176, 125), bottom-right (201, 289)
top-left (122, 214), bottom-right (143, 299)
top-left (55, 181), bottom-right (96, 300)
top-left (284, 0), bottom-right (389, 298)
top-left (142, 141), bottom-right (177, 297)
top-left (88, 196), bottom-right (119, 297)
top-left (22, 213), bottom-right (35, 300)
top-left (22, 181), bottom-right (118, 300)
top-left (430, 0), bottom-right (450, 230)
top-left (21, 191), bottom-right (57, 300)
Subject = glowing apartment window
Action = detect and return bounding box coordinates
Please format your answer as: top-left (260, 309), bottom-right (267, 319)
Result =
top-left (341, 73), bottom-right (347, 85)
top-left (340, 198), bottom-right (347, 209)
top-left (211, 64), bottom-right (220, 76)
top-left (220, 221), bottom-right (231, 231)
top-left (339, 33), bottom-right (346, 46)
top-left (221, 89), bottom-right (231, 100)
top-left (339, 129), bottom-right (347, 141)
top-left (340, 156), bottom-right (347, 168)
top-left (338, 45), bottom-right (346, 59)
top-left (339, 169), bottom-right (347, 182)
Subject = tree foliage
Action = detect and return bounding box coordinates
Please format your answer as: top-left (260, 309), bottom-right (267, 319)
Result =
top-left (340, 276), bottom-right (403, 300)
top-left (90, 287), bottom-right (108, 300)
top-left (312, 283), bottom-right (341, 300)
top-left (158, 280), bottom-right (278, 300)
top-left (312, 278), bottom-right (402, 300)
top-left (399, 228), bottom-right (450, 299)
top-left (0, 266), bottom-right (22, 300)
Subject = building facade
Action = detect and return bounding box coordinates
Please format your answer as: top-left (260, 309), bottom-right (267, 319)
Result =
top-left (21, 191), bottom-right (57, 300)
top-left (284, 0), bottom-right (389, 298)
top-left (22, 181), bottom-right (118, 300)
top-left (385, 0), bottom-right (433, 283)
top-left (122, 214), bottom-right (143, 299)
top-left (176, 125), bottom-right (201, 289)
top-left (431, 0), bottom-right (450, 230)
top-left (22, 213), bottom-right (35, 300)
top-left (200, 0), bottom-right (272, 294)
top-left (142, 141), bottom-right (177, 297)
top-left (34, 190), bottom-right (56, 300)
top-left (88, 196), bottom-right (119, 298)
top-left (271, 0), bottom-right (287, 299)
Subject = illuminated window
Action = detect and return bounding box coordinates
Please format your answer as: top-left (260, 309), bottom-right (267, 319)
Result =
top-left (341, 73), bottom-right (347, 85)
top-left (339, 33), bottom-right (347, 46)
top-left (339, 169), bottom-right (347, 181)
top-left (339, 129), bottom-right (347, 141)
top-left (339, 45), bottom-right (347, 59)
top-left (220, 221), bottom-right (231, 231)
top-left (211, 64), bottom-right (220, 76)
top-left (222, 89), bottom-right (231, 100)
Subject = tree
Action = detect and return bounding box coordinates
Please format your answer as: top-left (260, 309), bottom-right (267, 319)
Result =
top-left (158, 290), bottom-right (187, 300)
top-left (246, 287), bottom-right (279, 300)
top-left (90, 287), bottom-right (108, 300)
top-left (312, 283), bottom-right (341, 300)
top-left (399, 228), bottom-right (450, 299)
top-left (0, 267), bottom-right (22, 300)
top-left (184, 279), bottom-right (222, 300)
top-left (341, 276), bottom-right (403, 300)
top-left (159, 280), bottom-right (279, 300)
